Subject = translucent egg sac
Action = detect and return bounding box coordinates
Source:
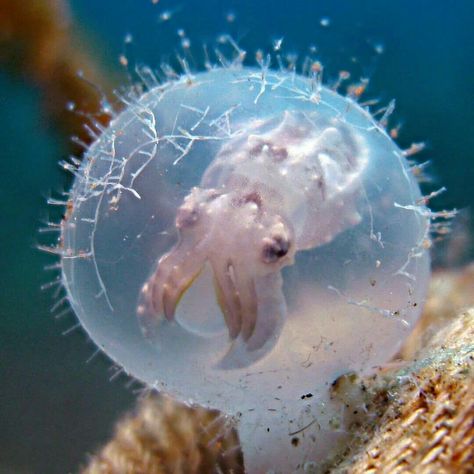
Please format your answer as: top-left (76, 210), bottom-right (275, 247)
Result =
top-left (60, 66), bottom-right (430, 472)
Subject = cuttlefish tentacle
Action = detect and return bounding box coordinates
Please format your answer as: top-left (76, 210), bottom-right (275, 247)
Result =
top-left (247, 271), bottom-right (286, 352)
top-left (218, 271), bottom-right (286, 367)
top-left (230, 264), bottom-right (259, 342)
top-left (211, 260), bottom-right (243, 340)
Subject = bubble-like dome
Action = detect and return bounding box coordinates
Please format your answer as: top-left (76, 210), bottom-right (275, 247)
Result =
top-left (61, 67), bottom-right (430, 472)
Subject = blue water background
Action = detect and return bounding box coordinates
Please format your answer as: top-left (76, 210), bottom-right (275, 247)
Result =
top-left (0, 1), bottom-right (472, 472)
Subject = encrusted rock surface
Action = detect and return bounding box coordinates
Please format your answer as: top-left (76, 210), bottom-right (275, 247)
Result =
top-left (328, 308), bottom-right (473, 474)
top-left (81, 395), bottom-right (243, 474)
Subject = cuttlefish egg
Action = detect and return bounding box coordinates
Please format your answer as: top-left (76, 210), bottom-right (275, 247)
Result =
top-left (60, 67), bottom-right (430, 471)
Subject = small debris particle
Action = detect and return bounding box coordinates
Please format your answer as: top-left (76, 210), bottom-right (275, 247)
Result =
top-left (320, 17), bottom-right (331, 27)
top-left (422, 239), bottom-right (432, 249)
top-left (374, 42), bottom-right (385, 54)
top-left (159, 10), bottom-right (172, 22)
top-left (339, 70), bottom-right (350, 81)
top-left (291, 437), bottom-right (300, 447)
top-left (329, 417), bottom-right (340, 429)
top-left (390, 124), bottom-right (401, 139)
top-left (273, 37), bottom-right (284, 51)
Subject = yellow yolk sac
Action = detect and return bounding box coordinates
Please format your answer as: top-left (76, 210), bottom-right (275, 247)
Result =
top-left (56, 66), bottom-right (433, 472)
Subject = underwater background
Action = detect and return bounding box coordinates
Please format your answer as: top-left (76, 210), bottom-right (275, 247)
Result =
top-left (0, 0), bottom-right (472, 472)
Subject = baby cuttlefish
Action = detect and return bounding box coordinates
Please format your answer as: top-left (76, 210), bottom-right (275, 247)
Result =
top-left (138, 110), bottom-right (368, 353)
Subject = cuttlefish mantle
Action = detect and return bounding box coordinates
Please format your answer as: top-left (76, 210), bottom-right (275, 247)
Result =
top-left (137, 110), bottom-right (369, 360)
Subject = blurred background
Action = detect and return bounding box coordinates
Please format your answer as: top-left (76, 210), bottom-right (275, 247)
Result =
top-left (0, 1), bottom-right (473, 472)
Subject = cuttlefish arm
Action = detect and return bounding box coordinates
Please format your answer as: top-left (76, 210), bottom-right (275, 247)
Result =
top-left (137, 188), bottom-right (218, 335)
top-left (137, 238), bottom-right (208, 335)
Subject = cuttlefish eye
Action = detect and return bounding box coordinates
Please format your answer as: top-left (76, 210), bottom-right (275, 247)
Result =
top-left (249, 138), bottom-right (288, 162)
top-left (176, 204), bottom-right (200, 228)
top-left (261, 235), bottom-right (291, 263)
top-left (241, 192), bottom-right (262, 207)
top-left (175, 188), bottom-right (221, 228)
top-left (269, 144), bottom-right (288, 161)
top-left (248, 137), bottom-right (267, 156)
